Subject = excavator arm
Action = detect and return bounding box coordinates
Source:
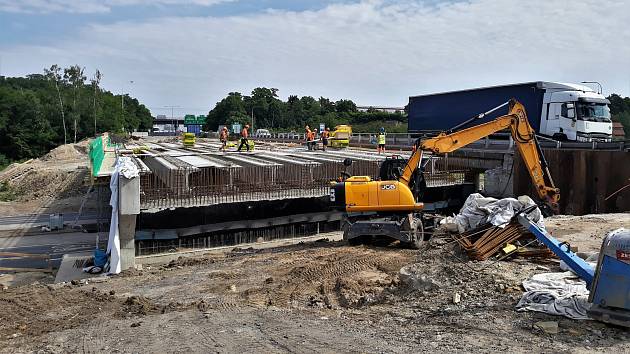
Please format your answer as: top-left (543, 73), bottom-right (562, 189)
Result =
top-left (400, 99), bottom-right (560, 212)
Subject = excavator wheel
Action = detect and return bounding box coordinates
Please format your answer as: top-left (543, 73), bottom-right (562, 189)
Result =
top-left (401, 216), bottom-right (425, 249)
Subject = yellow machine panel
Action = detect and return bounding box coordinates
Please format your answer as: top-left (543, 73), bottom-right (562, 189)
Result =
top-left (344, 179), bottom-right (423, 212)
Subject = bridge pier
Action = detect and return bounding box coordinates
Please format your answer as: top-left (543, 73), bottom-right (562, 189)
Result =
top-left (118, 174), bottom-right (140, 270)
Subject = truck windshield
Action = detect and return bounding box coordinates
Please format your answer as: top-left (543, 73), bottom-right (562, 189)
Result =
top-left (577, 103), bottom-right (611, 122)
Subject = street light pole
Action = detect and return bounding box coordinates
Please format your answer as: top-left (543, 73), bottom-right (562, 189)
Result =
top-left (164, 105), bottom-right (181, 135)
top-left (581, 81), bottom-right (603, 94)
top-left (121, 80), bottom-right (134, 131)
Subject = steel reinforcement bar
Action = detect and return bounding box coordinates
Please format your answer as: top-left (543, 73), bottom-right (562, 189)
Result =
top-left (138, 154), bottom-right (469, 210)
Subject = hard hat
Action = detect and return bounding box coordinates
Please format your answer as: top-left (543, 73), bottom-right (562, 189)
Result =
top-left (380, 127), bottom-right (385, 132)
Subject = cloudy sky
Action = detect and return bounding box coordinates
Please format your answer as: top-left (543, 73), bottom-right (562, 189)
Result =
top-left (1, 0), bottom-right (629, 116)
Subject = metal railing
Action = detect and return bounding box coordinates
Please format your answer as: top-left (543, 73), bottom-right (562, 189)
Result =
top-left (251, 131), bottom-right (516, 150)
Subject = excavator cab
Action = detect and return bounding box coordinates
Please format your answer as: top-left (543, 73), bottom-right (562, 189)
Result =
top-left (379, 154), bottom-right (427, 202)
top-left (379, 155), bottom-right (406, 180)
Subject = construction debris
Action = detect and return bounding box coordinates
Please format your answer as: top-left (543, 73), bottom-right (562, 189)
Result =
top-left (516, 272), bottom-right (591, 320)
top-left (453, 193), bottom-right (544, 233)
top-left (453, 221), bottom-right (547, 261)
top-left (534, 321), bottom-right (559, 334)
top-left (443, 192), bottom-right (553, 261)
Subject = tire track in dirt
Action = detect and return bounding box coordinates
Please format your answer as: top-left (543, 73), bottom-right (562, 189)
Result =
top-left (0, 287), bottom-right (119, 338)
top-left (240, 247), bottom-right (414, 309)
top-left (254, 313), bottom-right (334, 354)
top-left (197, 296), bottom-right (242, 312)
top-left (80, 319), bottom-right (107, 354)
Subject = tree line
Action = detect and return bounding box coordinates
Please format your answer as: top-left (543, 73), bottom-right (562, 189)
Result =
top-left (203, 87), bottom-right (407, 134)
top-left (0, 65), bottom-right (153, 167)
top-left (608, 94), bottom-right (630, 138)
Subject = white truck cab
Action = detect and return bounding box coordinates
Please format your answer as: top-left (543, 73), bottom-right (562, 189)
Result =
top-left (540, 82), bottom-right (612, 142)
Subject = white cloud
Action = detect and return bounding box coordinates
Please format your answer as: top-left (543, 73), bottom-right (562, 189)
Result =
top-left (2, 0), bottom-right (630, 114)
top-left (0, 0), bottom-right (232, 14)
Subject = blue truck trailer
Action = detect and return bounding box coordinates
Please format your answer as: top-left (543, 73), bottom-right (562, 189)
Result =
top-left (407, 82), bottom-right (613, 142)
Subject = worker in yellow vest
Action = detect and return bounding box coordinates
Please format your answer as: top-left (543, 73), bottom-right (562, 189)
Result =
top-left (377, 127), bottom-right (386, 154)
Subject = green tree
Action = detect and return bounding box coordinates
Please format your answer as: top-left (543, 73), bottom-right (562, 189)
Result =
top-left (205, 89), bottom-right (410, 133)
top-left (0, 66), bottom-right (155, 166)
top-left (318, 97), bottom-right (335, 115)
top-left (43, 64), bottom-right (67, 144)
top-left (64, 65), bottom-right (86, 143)
top-left (607, 94), bottom-right (630, 138)
top-left (335, 99), bottom-right (357, 113)
top-left (204, 92), bottom-right (248, 131)
top-left (90, 69), bottom-right (102, 136)
top-left (0, 87), bottom-right (55, 161)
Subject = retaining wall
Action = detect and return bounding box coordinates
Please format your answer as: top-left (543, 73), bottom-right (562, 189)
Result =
top-left (513, 149), bottom-right (630, 215)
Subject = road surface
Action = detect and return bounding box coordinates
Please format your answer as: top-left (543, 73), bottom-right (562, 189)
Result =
top-left (0, 230), bottom-right (107, 269)
top-left (0, 213), bottom-right (99, 226)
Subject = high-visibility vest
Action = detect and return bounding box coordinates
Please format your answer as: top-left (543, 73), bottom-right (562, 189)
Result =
top-left (378, 133), bottom-right (386, 145)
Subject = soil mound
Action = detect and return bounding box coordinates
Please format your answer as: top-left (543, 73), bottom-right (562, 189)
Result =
top-left (41, 144), bottom-right (85, 161)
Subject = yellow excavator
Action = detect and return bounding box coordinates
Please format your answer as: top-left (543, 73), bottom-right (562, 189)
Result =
top-left (330, 99), bottom-right (560, 248)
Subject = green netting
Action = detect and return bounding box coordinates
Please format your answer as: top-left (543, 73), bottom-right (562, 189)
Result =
top-left (89, 137), bottom-right (105, 177)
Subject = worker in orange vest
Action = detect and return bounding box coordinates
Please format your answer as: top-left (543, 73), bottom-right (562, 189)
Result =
top-left (219, 126), bottom-right (228, 152)
top-left (237, 124), bottom-right (250, 152)
top-left (305, 125), bottom-right (313, 151)
top-left (321, 127), bottom-right (330, 151)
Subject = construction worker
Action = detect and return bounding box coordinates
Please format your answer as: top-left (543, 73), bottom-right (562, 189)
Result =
top-left (219, 126), bottom-right (228, 152)
top-left (377, 127), bottom-right (386, 154)
top-left (305, 125), bottom-right (313, 151)
top-left (321, 127), bottom-right (330, 151)
top-left (237, 124), bottom-right (250, 152)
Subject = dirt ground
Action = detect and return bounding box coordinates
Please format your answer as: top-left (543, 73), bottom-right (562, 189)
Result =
top-left (0, 141), bottom-right (97, 217)
top-left (0, 214), bottom-right (628, 353)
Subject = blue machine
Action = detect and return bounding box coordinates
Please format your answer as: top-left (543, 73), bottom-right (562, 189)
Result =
top-left (588, 229), bottom-right (630, 327)
top-left (518, 214), bottom-right (630, 327)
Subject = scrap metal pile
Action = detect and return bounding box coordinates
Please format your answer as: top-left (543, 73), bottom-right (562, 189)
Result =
top-left (454, 222), bottom-right (553, 260)
top-left (445, 193), bottom-right (554, 261)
